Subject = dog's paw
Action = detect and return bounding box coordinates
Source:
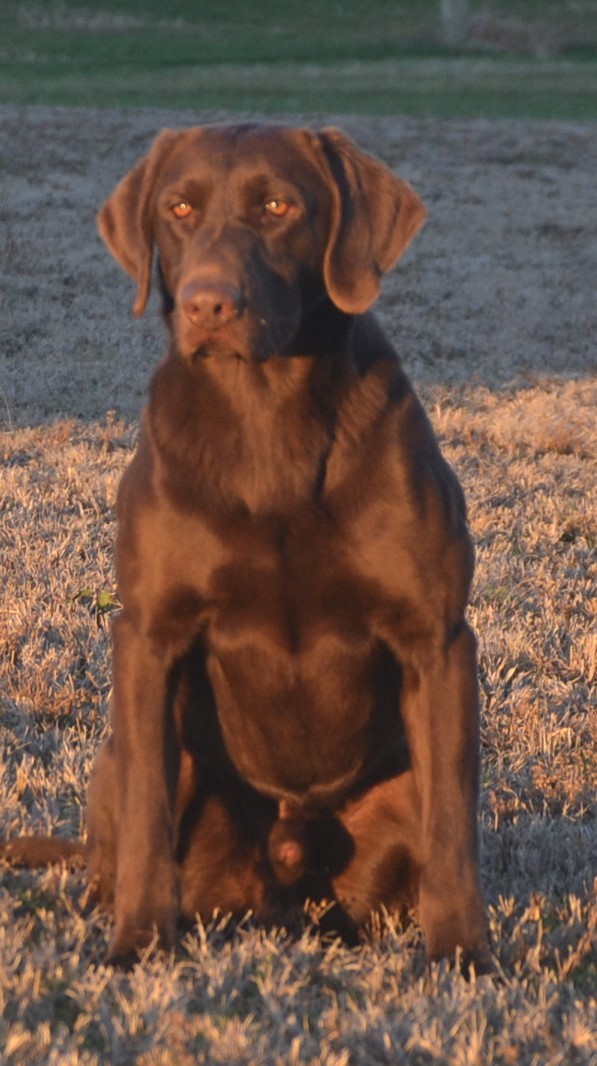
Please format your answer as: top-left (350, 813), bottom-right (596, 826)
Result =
top-left (107, 913), bottom-right (176, 968)
top-left (427, 943), bottom-right (494, 979)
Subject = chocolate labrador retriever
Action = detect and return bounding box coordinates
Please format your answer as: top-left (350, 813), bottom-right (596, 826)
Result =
top-left (2, 122), bottom-right (490, 971)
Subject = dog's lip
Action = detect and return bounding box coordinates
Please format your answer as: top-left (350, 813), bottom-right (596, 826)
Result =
top-left (175, 314), bottom-right (251, 359)
top-left (173, 302), bottom-right (304, 363)
top-left (181, 329), bottom-right (267, 364)
top-left (175, 310), bottom-right (286, 364)
top-left (189, 342), bottom-right (252, 363)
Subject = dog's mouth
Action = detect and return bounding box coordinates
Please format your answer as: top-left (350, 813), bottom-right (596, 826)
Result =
top-left (174, 308), bottom-right (303, 364)
top-left (189, 338), bottom-right (253, 364)
top-left (177, 322), bottom-right (269, 364)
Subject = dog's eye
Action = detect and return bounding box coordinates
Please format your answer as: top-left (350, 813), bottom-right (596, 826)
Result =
top-left (172, 202), bottom-right (193, 219)
top-left (263, 199), bottom-right (290, 218)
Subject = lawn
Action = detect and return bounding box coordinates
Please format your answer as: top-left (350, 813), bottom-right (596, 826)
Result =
top-left (1, 0), bottom-right (597, 117)
top-left (0, 3), bottom-right (596, 1062)
top-left (0, 103), bottom-right (595, 1063)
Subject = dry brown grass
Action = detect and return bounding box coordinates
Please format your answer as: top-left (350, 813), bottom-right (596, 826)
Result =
top-left (0, 106), bottom-right (595, 1064)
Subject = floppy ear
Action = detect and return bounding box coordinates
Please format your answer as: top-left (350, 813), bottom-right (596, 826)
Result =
top-left (316, 127), bottom-right (426, 314)
top-left (97, 129), bottom-right (179, 317)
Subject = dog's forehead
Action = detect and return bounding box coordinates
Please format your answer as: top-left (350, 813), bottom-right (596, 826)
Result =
top-left (159, 123), bottom-right (322, 188)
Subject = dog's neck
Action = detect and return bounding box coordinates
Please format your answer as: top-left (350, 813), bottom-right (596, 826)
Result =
top-left (146, 311), bottom-right (386, 516)
top-left (148, 350), bottom-right (338, 516)
top-left (283, 297), bottom-right (355, 360)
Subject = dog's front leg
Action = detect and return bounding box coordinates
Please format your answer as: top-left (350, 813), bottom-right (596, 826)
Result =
top-left (397, 621), bottom-right (491, 971)
top-left (107, 614), bottom-right (179, 965)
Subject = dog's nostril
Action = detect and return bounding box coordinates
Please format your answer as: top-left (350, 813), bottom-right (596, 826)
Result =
top-left (181, 282), bottom-right (242, 328)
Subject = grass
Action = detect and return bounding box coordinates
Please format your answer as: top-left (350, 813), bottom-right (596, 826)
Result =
top-left (1, 0), bottom-right (597, 117)
top-left (0, 104), bottom-right (596, 1062)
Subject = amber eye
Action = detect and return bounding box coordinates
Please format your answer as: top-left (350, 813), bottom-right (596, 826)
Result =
top-left (264, 199), bottom-right (290, 218)
top-left (172, 201), bottom-right (193, 219)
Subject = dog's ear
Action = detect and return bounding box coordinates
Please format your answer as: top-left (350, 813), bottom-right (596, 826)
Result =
top-left (316, 128), bottom-right (426, 315)
top-left (97, 130), bottom-right (179, 317)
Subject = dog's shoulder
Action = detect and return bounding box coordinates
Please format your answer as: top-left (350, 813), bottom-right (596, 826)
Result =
top-left (330, 314), bottom-right (469, 540)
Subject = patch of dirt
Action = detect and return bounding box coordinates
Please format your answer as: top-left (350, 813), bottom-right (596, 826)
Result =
top-left (0, 105), bottom-right (595, 426)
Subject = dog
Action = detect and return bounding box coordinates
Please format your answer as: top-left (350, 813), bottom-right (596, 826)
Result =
top-left (1, 122), bottom-right (490, 972)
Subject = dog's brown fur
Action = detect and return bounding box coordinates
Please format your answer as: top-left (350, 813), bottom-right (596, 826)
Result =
top-left (1, 123), bottom-right (490, 971)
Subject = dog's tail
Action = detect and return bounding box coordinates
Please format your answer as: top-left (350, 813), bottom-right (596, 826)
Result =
top-left (0, 835), bottom-right (86, 868)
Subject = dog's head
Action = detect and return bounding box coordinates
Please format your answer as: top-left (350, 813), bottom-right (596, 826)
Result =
top-left (98, 122), bottom-right (425, 361)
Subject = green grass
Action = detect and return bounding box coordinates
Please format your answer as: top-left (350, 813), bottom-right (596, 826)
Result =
top-left (1, 0), bottom-right (597, 118)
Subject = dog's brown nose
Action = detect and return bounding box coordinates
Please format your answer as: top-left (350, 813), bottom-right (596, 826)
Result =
top-left (181, 281), bottom-right (243, 329)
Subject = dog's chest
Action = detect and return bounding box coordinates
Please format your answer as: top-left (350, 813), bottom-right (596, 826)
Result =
top-left (206, 510), bottom-right (370, 652)
top-left (196, 513), bottom-right (400, 801)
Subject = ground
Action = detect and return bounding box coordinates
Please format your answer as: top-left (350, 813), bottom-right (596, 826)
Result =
top-left (0, 105), bottom-right (595, 1065)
